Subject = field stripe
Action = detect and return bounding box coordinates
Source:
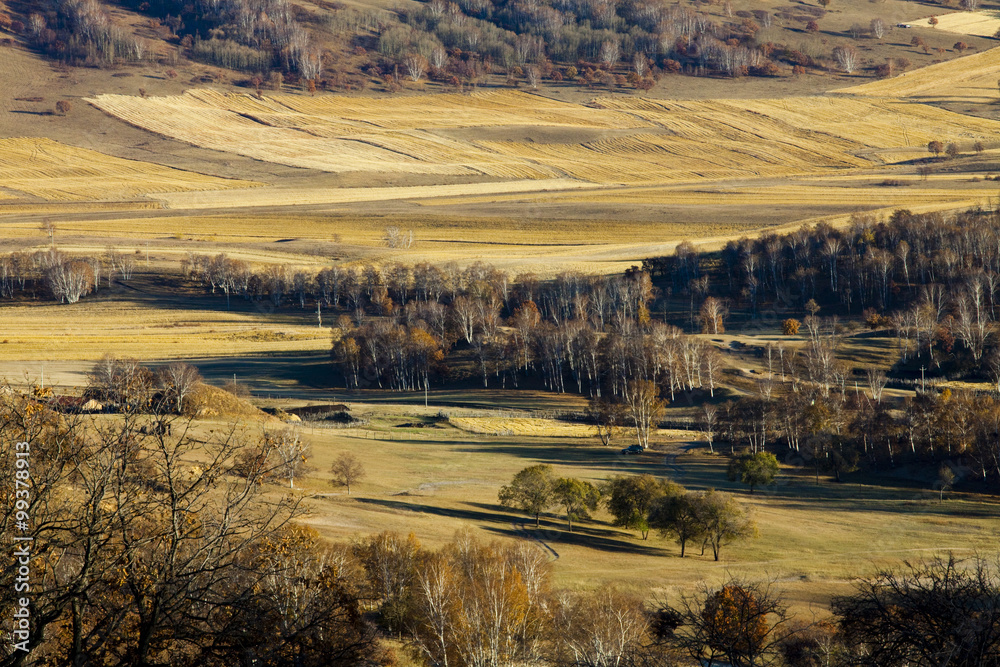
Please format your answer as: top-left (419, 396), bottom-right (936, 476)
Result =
top-left (155, 178), bottom-right (601, 210)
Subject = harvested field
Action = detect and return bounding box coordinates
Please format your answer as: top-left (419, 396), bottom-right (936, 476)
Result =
top-left (88, 89), bottom-right (1000, 195)
top-left (909, 10), bottom-right (1000, 36)
top-left (0, 138), bottom-right (260, 202)
top-left (156, 178), bottom-right (596, 210)
top-left (837, 45), bottom-right (1000, 101)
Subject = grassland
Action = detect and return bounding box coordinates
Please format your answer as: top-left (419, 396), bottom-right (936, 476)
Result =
top-left (242, 408), bottom-right (1000, 614)
top-left (910, 10), bottom-right (1000, 37)
top-left (89, 88), bottom-right (1000, 198)
top-left (837, 41), bottom-right (1000, 101)
top-left (0, 271), bottom-right (330, 364)
top-left (0, 137), bottom-right (260, 201)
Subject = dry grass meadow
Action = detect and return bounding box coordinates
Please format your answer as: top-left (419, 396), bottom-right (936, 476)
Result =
top-left (7, 34), bottom-right (1000, 610)
top-left (221, 406), bottom-right (1000, 617)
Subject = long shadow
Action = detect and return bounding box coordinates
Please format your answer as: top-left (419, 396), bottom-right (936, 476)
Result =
top-left (461, 501), bottom-right (672, 555)
top-left (756, 493), bottom-right (1000, 518)
top-left (356, 497), bottom-right (509, 525)
top-left (481, 523), bottom-right (670, 556)
top-left (355, 497), bottom-right (672, 555)
top-left (189, 353), bottom-right (333, 390)
top-left (454, 443), bottom-right (666, 474)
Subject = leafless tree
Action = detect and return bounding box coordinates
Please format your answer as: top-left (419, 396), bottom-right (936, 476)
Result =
top-left (267, 427), bottom-right (313, 489)
top-left (870, 17), bottom-right (886, 39)
top-left (624, 378), bottom-right (664, 449)
top-left (632, 52), bottom-right (648, 77)
top-left (429, 45), bottom-right (448, 69)
top-left (701, 404), bottom-right (718, 454)
top-left (833, 45), bottom-right (859, 73)
top-left (46, 259), bottom-right (95, 304)
top-left (524, 64), bottom-right (540, 89)
top-left (158, 362), bottom-right (202, 413)
top-left (330, 451), bottom-right (365, 494)
top-left (866, 366), bottom-right (887, 403)
top-left (384, 226), bottom-right (415, 249)
top-left (599, 39), bottom-right (620, 67)
top-left (404, 53), bottom-right (427, 82)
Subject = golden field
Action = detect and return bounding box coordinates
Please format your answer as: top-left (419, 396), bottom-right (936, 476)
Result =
top-left (0, 137), bottom-right (260, 201)
top-left (909, 9), bottom-right (1000, 37)
top-left (88, 88), bottom-right (1000, 196)
top-left (837, 41), bottom-right (1000, 101)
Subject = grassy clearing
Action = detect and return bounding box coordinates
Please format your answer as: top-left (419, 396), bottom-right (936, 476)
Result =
top-left (0, 274), bottom-right (330, 362)
top-left (263, 411), bottom-right (1000, 615)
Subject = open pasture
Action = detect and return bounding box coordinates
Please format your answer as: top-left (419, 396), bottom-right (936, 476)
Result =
top-left (0, 137), bottom-right (260, 202)
top-left (276, 414), bottom-right (1000, 610)
top-left (0, 273), bottom-right (330, 363)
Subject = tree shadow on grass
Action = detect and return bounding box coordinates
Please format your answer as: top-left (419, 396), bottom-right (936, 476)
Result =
top-left (355, 497), bottom-right (509, 525)
top-left (480, 522), bottom-right (671, 556)
top-left (354, 497), bottom-right (672, 556)
top-left (462, 502), bottom-right (671, 556)
top-left (453, 443), bottom-right (665, 474)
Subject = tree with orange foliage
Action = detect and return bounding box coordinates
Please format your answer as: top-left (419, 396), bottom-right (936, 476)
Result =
top-left (669, 578), bottom-right (794, 667)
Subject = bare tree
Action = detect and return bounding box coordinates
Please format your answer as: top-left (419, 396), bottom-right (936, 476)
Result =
top-left (46, 259), bottom-right (95, 304)
top-left (587, 398), bottom-right (626, 446)
top-left (632, 52), bottom-right (648, 78)
top-left (404, 53), bottom-right (427, 82)
top-left (268, 427), bottom-right (313, 489)
top-left (158, 362), bottom-right (202, 413)
top-left (599, 39), bottom-right (620, 67)
top-left (524, 64), bottom-right (540, 89)
top-left (384, 226), bottom-right (415, 249)
top-left (866, 366), bottom-right (887, 403)
top-left (700, 297), bottom-right (727, 334)
top-left (701, 404), bottom-right (718, 454)
top-left (833, 45), bottom-right (859, 73)
top-left (870, 17), bottom-right (886, 40)
top-left (624, 378), bottom-right (665, 449)
top-left (429, 45), bottom-right (448, 69)
top-left (552, 587), bottom-right (649, 666)
top-left (330, 451), bottom-right (365, 494)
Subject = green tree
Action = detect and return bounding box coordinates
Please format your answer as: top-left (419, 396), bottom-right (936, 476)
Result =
top-left (552, 478), bottom-right (601, 532)
top-left (727, 451), bottom-right (780, 494)
top-left (499, 464), bottom-right (556, 527)
top-left (604, 474), bottom-right (680, 539)
top-left (698, 490), bottom-right (757, 561)
top-left (650, 491), bottom-right (706, 557)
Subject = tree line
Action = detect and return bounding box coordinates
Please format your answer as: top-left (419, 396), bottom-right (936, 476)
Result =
top-left (646, 207), bottom-right (1000, 378)
top-left (1, 246), bottom-right (139, 304)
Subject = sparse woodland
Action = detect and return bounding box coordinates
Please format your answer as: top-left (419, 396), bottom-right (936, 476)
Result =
top-left (0, 0), bottom-right (956, 91)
